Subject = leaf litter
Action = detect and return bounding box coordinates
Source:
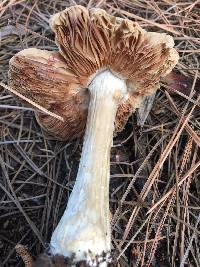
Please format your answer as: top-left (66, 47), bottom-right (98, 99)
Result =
top-left (0, 0), bottom-right (200, 266)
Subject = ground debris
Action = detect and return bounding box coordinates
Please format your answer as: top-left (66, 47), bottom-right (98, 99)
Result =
top-left (0, 1), bottom-right (200, 267)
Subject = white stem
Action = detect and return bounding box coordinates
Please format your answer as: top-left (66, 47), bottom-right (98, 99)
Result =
top-left (50, 70), bottom-right (127, 265)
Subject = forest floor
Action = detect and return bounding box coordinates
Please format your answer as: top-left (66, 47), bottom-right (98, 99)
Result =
top-left (0, 0), bottom-right (200, 266)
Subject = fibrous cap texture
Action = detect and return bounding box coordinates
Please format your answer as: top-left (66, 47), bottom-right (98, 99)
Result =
top-left (9, 5), bottom-right (178, 140)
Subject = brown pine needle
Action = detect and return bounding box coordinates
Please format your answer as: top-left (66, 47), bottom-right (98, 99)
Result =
top-left (0, 82), bottom-right (64, 122)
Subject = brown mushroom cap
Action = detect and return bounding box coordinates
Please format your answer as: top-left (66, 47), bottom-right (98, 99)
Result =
top-left (9, 5), bottom-right (178, 140)
top-left (9, 48), bottom-right (89, 140)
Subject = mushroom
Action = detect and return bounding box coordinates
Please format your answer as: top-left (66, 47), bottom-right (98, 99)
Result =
top-left (8, 5), bottom-right (178, 266)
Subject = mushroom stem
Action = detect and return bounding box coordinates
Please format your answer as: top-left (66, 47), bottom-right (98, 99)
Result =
top-left (50, 70), bottom-right (127, 265)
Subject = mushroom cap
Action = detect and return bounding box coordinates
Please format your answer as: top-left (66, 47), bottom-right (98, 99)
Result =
top-left (9, 48), bottom-right (89, 140)
top-left (9, 5), bottom-right (178, 140)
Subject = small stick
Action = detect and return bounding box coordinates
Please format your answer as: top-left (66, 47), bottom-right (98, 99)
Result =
top-left (15, 244), bottom-right (33, 267)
